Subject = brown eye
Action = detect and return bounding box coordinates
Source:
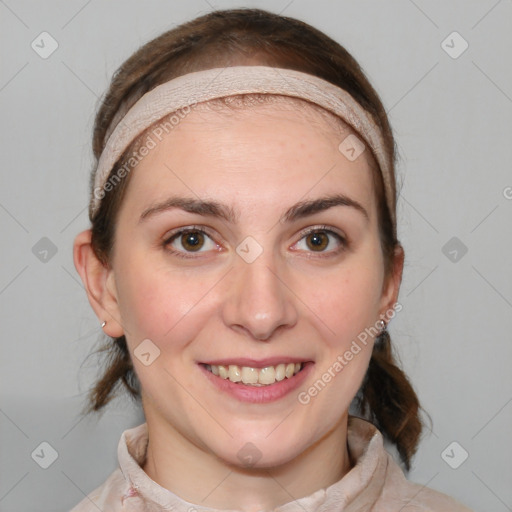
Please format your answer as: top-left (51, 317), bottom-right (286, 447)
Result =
top-left (165, 228), bottom-right (217, 256)
top-left (180, 231), bottom-right (205, 252)
top-left (293, 228), bottom-right (346, 255)
top-left (306, 231), bottom-right (329, 251)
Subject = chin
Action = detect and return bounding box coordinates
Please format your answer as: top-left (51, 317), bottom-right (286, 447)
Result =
top-left (208, 429), bottom-right (311, 471)
top-left (224, 446), bottom-right (305, 471)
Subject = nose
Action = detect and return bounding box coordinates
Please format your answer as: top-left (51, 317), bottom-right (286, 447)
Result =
top-left (221, 252), bottom-right (298, 341)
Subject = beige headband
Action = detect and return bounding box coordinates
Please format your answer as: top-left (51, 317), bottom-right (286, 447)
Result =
top-left (90, 65), bottom-right (394, 224)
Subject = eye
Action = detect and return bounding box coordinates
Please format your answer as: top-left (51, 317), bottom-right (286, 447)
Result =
top-left (293, 226), bottom-right (346, 254)
top-left (164, 227), bottom-right (219, 257)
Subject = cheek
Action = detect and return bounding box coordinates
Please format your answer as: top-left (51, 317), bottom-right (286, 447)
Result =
top-left (114, 253), bottom-right (217, 346)
top-left (296, 264), bottom-right (381, 423)
top-left (303, 259), bottom-right (384, 345)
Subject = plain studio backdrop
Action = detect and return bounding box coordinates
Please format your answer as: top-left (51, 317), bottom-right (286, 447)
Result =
top-left (1, 1), bottom-right (511, 511)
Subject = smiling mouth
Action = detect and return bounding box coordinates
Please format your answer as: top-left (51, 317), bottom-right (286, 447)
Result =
top-left (202, 362), bottom-right (305, 386)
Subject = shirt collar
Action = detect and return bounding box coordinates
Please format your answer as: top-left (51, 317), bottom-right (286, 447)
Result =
top-left (118, 416), bottom-right (389, 512)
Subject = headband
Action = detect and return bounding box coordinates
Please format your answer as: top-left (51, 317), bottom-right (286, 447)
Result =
top-left (90, 66), bottom-right (394, 224)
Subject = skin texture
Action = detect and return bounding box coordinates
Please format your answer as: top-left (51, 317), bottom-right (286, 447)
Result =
top-left (74, 99), bottom-right (403, 512)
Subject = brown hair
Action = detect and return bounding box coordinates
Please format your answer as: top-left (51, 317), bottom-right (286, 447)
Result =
top-left (82, 8), bottom-right (427, 471)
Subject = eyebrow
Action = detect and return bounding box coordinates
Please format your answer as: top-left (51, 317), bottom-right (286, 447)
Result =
top-left (139, 193), bottom-right (369, 224)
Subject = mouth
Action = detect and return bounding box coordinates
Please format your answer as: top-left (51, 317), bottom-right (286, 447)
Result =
top-left (202, 362), bottom-right (305, 387)
top-left (198, 358), bottom-right (314, 403)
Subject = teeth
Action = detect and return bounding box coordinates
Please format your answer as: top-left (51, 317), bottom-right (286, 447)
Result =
top-left (241, 366), bottom-right (259, 384)
top-left (275, 363), bottom-right (286, 381)
top-left (218, 365), bottom-right (229, 379)
top-left (259, 366), bottom-right (276, 385)
top-left (207, 362), bottom-right (303, 386)
top-left (228, 365), bottom-right (242, 382)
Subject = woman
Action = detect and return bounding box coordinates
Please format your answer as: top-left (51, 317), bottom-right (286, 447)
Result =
top-left (71, 8), bottom-right (473, 511)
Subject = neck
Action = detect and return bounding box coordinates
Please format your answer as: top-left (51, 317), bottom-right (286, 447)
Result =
top-left (141, 409), bottom-right (352, 511)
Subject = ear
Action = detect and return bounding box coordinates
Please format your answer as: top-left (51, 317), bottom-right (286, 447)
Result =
top-left (378, 243), bottom-right (404, 321)
top-left (73, 229), bottom-right (124, 338)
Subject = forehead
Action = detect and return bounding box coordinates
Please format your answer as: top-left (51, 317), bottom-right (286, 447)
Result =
top-left (130, 94), bottom-right (352, 156)
top-left (119, 96), bottom-right (377, 220)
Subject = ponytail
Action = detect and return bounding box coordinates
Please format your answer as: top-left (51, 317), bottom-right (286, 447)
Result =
top-left (357, 330), bottom-right (427, 471)
top-left (81, 336), bottom-right (140, 415)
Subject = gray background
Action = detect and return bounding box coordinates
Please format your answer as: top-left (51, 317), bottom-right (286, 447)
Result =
top-left (1, 1), bottom-right (511, 511)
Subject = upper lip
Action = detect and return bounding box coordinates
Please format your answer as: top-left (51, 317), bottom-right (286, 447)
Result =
top-left (200, 357), bottom-right (312, 368)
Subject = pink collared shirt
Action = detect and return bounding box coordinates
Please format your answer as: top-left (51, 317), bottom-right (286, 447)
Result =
top-left (70, 416), bottom-right (473, 511)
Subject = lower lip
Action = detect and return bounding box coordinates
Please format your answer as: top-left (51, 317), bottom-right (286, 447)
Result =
top-left (199, 363), bottom-right (314, 404)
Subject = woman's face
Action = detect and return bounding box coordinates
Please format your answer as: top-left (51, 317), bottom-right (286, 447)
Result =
top-left (105, 100), bottom-right (401, 468)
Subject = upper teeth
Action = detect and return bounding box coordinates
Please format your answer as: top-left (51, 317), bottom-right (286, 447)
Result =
top-left (206, 363), bottom-right (302, 386)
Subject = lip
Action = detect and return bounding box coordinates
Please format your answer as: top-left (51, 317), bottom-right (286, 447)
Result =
top-left (198, 361), bottom-right (314, 404)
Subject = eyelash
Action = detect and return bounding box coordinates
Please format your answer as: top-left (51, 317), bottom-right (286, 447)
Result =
top-left (162, 224), bottom-right (347, 260)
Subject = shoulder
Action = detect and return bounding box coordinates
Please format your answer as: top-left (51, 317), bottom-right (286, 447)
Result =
top-left (377, 453), bottom-right (474, 512)
top-left (68, 468), bottom-right (128, 512)
top-left (387, 480), bottom-right (473, 512)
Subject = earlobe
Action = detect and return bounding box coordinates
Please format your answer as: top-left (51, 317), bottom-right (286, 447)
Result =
top-left (73, 229), bottom-right (125, 337)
